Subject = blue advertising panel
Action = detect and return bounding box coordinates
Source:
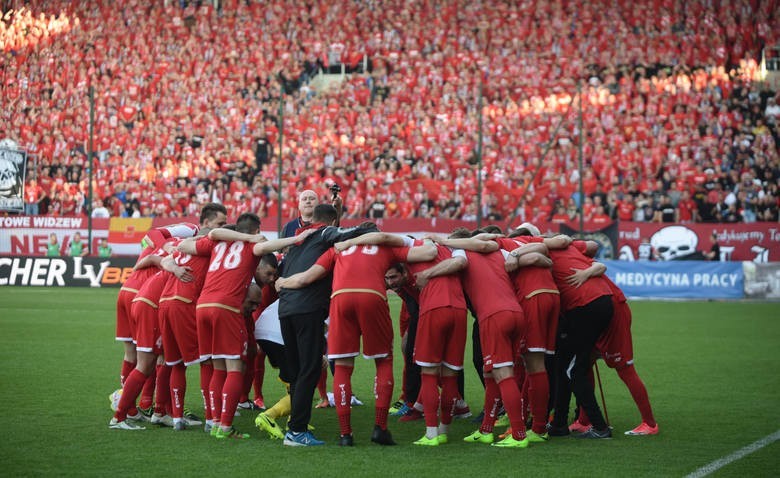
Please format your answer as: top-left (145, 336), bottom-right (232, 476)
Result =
top-left (603, 260), bottom-right (744, 299)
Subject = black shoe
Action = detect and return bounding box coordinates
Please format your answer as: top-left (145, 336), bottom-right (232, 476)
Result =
top-left (339, 434), bottom-right (354, 446)
top-left (576, 427), bottom-right (612, 439)
top-left (370, 425), bottom-right (397, 446)
top-left (546, 423), bottom-right (571, 437)
top-left (471, 410), bottom-right (485, 424)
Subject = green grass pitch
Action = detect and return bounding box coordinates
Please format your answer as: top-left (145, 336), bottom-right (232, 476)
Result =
top-left (0, 287), bottom-right (778, 477)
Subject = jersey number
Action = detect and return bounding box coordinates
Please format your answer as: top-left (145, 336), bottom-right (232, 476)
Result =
top-left (208, 242), bottom-right (244, 271)
top-left (340, 245), bottom-right (379, 256)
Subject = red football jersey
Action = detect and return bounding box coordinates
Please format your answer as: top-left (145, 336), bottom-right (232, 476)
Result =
top-left (160, 248), bottom-right (211, 303)
top-left (123, 241), bottom-right (173, 290)
top-left (195, 238), bottom-right (261, 311)
top-left (133, 270), bottom-right (170, 306)
top-left (460, 250), bottom-right (523, 319)
top-left (406, 242), bottom-right (467, 314)
top-left (317, 245), bottom-right (411, 298)
top-left (603, 275), bottom-right (627, 303)
top-left (495, 237), bottom-right (558, 298)
top-left (548, 245), bottom-right (612, 311)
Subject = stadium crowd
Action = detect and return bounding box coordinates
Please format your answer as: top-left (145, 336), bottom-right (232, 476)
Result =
top-left (2, 0), bottom-right (779, 224)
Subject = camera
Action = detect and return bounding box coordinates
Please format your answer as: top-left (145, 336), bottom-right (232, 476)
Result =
top-left (329, 183), bottom-right (342, 198)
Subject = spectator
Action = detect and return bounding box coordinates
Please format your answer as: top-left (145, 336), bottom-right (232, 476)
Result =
top-left (97, 238), bottom-right (112, 258)
top-left (68, 232), bottom-right (88, 257)
top-left (46, 233), bottom-right (60, 257)
top-left (91, 200), bottom-right (111, 218)
top-left (704, 232), bottom-right (721, 261)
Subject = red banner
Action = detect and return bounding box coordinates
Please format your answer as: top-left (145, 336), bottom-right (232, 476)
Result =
top-left (612, 222), bottom-right (777, 262)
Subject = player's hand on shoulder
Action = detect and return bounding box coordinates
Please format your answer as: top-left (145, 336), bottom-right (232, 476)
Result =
top-left (423, 233), bottom-right (446, 244)
top-left (333, 240), bottom-right (351, 252)
top-left (295, 228), bottom-right (317, 242)
top-left (414, 271), bottom-right (430, 289)
top-left (565, 267), bottom-right (588, 288)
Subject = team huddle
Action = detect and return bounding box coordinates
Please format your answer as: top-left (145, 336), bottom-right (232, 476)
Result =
top-left (109, 194), bottom-right (658, 447)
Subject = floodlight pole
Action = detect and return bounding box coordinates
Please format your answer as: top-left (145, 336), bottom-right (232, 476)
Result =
top-left (476, 79), bottom-right (484, 229)
top-left (88, 86), bottom-right (95, 254)
top-left (578, 82), bottom-right (584, 235)
top-left (277, 90), bottom-right (283, 236)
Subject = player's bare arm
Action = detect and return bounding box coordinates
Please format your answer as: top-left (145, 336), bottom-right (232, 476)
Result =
top-left (253, 228), bottom-right (316, 256)
top-left (406, 242), bottom-right (438, 263)
top-left (274, 264), bottom-right (328, 292)
top-left (566, 262), bottom-right (607, 288)
top-left (133, 253), bottom-right (162, 271)
top-left (334, 232), bottom-right (407, 252)
top-left (159, 255), bottom-right (194, 283)
top-left (509, 242), bottom-right (549, 258)
top-left (517, 251), bottom-right (553, 268)
top-left (208, 228), bottom-right (267, 243)
top-left (414, 255), bottom-right (467, 289)
top-left (428, 235), bottom-right (499, 253)
top-left (543, 234), bottom-right (573, 249)
top-left (176, 238), bottom-right (198, 255)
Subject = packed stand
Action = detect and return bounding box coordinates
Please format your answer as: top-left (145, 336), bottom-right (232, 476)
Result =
top-left (3, 0), bottom-right (779, 223)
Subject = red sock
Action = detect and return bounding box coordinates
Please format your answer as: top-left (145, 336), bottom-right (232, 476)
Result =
top-left (374, 357), bottom-right (394, 429)
top-left (154, 364), bottom-right (172, 415)
top-left (497, 375), bottom-right (527, 440)
top-left (240, 357), bottom-right (254, 403)
top-left (219, 371), bottom-right (243, 428)
top-left (617, 365), bottom-right (656, 427)
top-left (333, 364), bottom-right (354, 435)
top-left (199, 362), bottom-right (214, 421)
top-left (138, 365), bottom-right (157, 410)
top-left (527, 371), bottom-right (550, 434)
top-left (254, 351), bottom-right (266, 401)
top-left (480, 378), bottom-right (502, 434)
top-left (514, 359), bottom-right (526, 389)
top-left (419, 373), bottom-right (440, 427)
top-left (115, 369), bottom-right (147, 421)
top-left (440, 374), bottom-right (459, 426)
top-left (170, 363), bottom-right (187, 419)
top-left (209, 369), bottom-right (227, 424)
top-left (120, 360), bottom-right (135, 387)
top-left (317, 367), bottom-right (328, 400)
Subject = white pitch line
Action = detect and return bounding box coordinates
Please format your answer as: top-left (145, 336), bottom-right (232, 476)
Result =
top-left (685, 429), bottom-right (780, 478)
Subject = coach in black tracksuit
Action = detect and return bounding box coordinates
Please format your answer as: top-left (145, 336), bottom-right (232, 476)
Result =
top-left (278, 204), bottom-right (377, 438)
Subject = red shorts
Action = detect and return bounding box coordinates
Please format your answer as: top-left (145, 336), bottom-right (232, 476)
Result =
top-left (197, 306), bottom-right (248, 360)
top-left (131, 299), bottom-right (161, 355)
top-left (596, 300), bottom-right (634, 369)
top-left (115, 288), bottom-right (137, 342)
top-left (327, 293), bottom-right (393, 359)
top-left (479, 310), bottom-right (526, 372)
top-left (520, 292), bottom-right (560, 354)
top-left (413, 306), bottom-right (467, 370)
top-left (160, 299), bottom-right (201, 366)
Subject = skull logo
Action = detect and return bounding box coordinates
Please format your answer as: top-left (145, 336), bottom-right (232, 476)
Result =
top-left (0, 155), bottom-right (20, 198)
top-left (650, 226), bottom-right (698, 261)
